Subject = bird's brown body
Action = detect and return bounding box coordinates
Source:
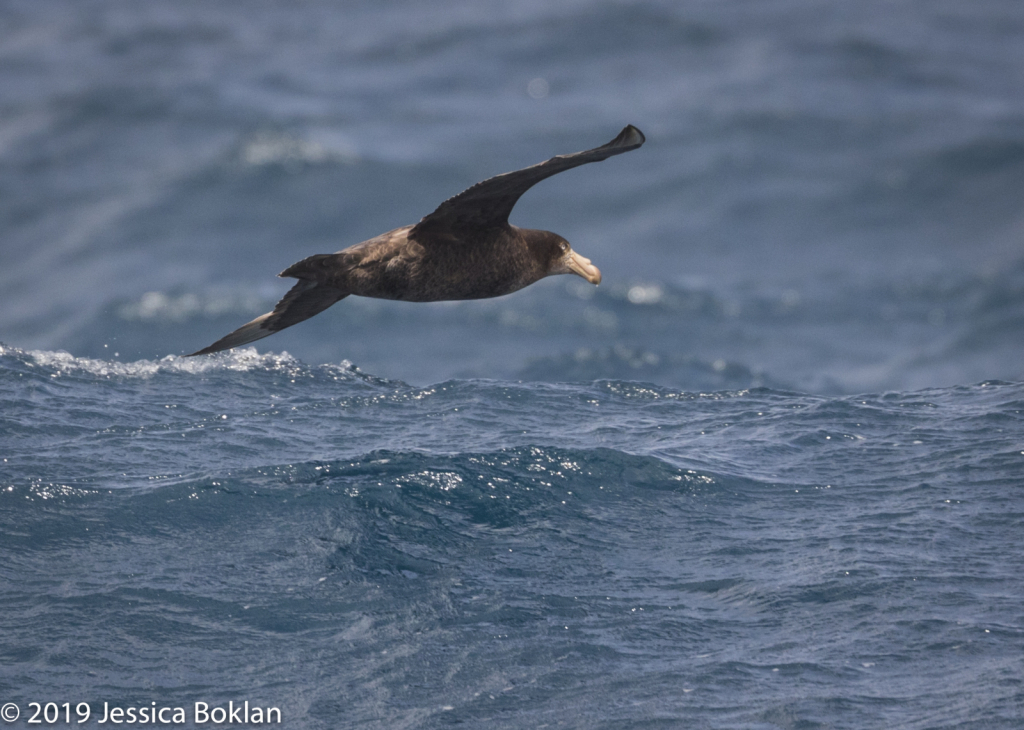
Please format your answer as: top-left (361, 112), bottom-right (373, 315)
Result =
top-left (188, 125), bottom-right (644, 356)
top-left (287, 225), bottom-right (561, 302)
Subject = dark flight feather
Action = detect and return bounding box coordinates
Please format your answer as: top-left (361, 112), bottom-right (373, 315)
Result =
top-left (412, 125), bottom-right (645, 235)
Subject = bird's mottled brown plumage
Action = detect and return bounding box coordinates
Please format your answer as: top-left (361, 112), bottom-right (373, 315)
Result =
top-left (188, 125), bottom-right (645, 356)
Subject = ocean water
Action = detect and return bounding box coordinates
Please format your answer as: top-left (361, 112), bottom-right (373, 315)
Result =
top-left (2, 1), bottom-right (1024, 728)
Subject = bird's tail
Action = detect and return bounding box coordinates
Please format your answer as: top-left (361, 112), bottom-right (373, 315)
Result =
top-left (187, 279), bottom-right (347, 356)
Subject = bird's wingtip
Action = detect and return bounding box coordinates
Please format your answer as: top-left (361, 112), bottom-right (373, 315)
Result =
top-left (613, 124), bottom-right (646, 149)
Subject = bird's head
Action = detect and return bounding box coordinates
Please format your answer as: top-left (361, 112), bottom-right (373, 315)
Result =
top-left (530, 231), bottom-right (602, 286)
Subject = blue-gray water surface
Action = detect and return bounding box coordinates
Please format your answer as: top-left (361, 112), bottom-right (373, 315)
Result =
top-left (2, 1), bottom-right (1023, 728)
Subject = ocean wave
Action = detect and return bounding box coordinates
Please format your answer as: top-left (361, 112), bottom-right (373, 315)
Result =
top-left (0, 446), bottom-right (751, 582)
top-left (3, 344), bottom-right (1021, 503)
top-left (518, 346), bottom-right (776, 390)
top-left (237, 131), bottom-right (359, 169)
top-left (0, 342), bottom-right (367, 381)
top-left (115, 289), bottom-right (269, 323)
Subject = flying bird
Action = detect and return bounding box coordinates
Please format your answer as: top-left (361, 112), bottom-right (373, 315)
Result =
top-left (187, 125), bottom-right (645, 356)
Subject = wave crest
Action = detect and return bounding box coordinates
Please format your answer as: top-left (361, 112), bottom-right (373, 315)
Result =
top-left (0, 343), bottom-right (356, 380)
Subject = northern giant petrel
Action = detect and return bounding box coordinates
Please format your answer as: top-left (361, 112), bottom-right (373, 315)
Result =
top-left (188, 125), bottom-right (645, 356)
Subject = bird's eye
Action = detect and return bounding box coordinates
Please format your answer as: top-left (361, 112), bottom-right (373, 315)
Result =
top-left (560, 242), bottom-right (569, 253)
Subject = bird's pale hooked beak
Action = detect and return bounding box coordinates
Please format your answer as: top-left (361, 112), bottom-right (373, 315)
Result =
top-left (567, 251), bottom-right (602, 285)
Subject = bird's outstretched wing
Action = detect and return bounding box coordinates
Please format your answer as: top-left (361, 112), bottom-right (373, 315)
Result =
top-left (411, 125), bottom-right (645, 236)
top-left (186, 279), bottom-right (346, 356)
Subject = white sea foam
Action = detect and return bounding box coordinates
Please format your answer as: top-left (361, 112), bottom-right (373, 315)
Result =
top-left (5, 345), bottom-right (307, 379)
top-left (116, 291), bottom-right (267, 323)
top-left (240, 131), bottom-right (358, 167)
